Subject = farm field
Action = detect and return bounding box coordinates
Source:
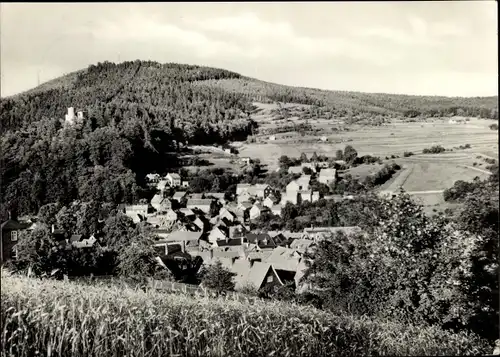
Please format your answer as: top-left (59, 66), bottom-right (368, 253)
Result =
top-left (237, 116), bottom-right (498, 172)
top-left (1, 272), bottom-right (491, 357)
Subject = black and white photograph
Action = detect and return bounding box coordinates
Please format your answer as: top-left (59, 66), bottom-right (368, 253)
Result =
top-left (0, 1), bottom-right (498, 356)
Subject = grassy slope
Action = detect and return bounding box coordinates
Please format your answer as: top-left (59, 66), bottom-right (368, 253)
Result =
top-left (1, 271), bottom-right (491, 357)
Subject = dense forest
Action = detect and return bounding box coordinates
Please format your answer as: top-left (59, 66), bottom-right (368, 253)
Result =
top-left (194, 78), bottom-right (499, 119)
top-left (1, 60), bottom-right (498, 219)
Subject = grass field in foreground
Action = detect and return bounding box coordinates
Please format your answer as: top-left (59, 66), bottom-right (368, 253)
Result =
top-left (1, 271), bottom-right (491, 357)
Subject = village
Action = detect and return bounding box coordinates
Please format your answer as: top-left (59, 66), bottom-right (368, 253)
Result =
top-left (1, 147), bottom-right (360, 295)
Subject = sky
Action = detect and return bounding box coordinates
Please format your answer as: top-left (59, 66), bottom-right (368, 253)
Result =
top-left (0, 2), bottom-right (497, 97)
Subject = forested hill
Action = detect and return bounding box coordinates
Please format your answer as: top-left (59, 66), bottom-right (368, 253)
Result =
top-left (0, 60), bottom-right (498, 219)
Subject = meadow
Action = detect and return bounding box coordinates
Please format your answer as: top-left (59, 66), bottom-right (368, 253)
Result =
top-left (1, 271), bottom-right (491, 357)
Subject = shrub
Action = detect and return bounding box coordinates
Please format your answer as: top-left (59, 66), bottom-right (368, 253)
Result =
top-left (489, 123), bottom-right (498, 130)
top-left (0, 271), bottom-right (491, 357)
top-left (200, 260), bottom-right (236, 294)
top-left (403, 151), bottom-right (414, 157)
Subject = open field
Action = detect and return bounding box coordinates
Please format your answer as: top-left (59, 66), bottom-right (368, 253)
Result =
top-left (1, 271), bottom-right (491, 357)
top-left (237, 113), bottom-right (498, 172)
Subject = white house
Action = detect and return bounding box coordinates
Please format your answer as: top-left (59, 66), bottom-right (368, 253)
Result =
top-left (269, 135), bottom-right (276, 141)
top-left (219, 207), bottom-right (236, 222)
top-left (263, 196), bottom-right (275, 209)
top-left (288, 166), bottom-right (303, 174)
top-left (146, 173), bottom-right (160, 183)
top-left (151, 194), bottom-right (172, 213)
top-left (208, 226), bottom-right (228, 243)
top-left (249, 204), bottom-right (268, 220)
top-left (312, 191), bottom-right (320, 202)
top-left (166, 173), bottom-right (181, 187)
top-left (237, 190), bottom-right (253, 204)
top-left (172, 191), bottom-right (187, 202)
top-left (181, 181), bottom-right (190, 188)
top-left (318, 169), bottom-right (337, 185)
top-left (320, 136), bottom-right (328, 142)
top-left (240, 157), bottom-right (252, 165)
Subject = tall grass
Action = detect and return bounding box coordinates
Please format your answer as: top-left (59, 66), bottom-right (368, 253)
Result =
top-left (1, 270), bottom-right (490, 357)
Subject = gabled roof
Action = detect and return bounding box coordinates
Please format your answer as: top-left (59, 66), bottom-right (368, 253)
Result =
top-left (179, 208), bottom-right (195, 216)
top-left (205, 193), bottom-right (225, 199)
top-left (246, 262), bottom-right (283, 290)
top-left (289, 239), bottom-right (315, 252)
top-left (165, 230), bottom-right (203, 242)
top-left (167, 173), bottom-right (181, 179)
top-left (187, 199), bottom-right (212, 206)
top-left (125, 204), bottom-right (149, 211)
top-left (246, 233), bottom-right (271, 243)
top-left (265, 247), bottom-right (301, 272)
top-left (173, 191), bottom-right (187, 199)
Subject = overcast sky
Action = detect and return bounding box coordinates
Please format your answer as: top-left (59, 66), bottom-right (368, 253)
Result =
top-left (1, 2), bottom-right (497, 97)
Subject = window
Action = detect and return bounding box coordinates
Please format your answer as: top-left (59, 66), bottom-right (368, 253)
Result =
top-left (11, 247), bottom-right (18, 260)
top-left (11, 231), bottom-right (18, 242)
top-left (267, 275), bottom-right (273, 283)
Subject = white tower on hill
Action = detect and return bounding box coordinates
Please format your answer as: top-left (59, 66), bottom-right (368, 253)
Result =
top-left (65, 107), bottom-right (76, 124)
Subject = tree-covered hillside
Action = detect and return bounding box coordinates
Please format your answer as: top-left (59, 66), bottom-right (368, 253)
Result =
top-left (194, 77), bottom-right (499, 119)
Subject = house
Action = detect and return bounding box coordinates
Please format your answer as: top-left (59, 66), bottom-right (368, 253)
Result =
top-left (249, 204), bottom-right (268, 220)
top-left (301, 162), bottom-right (317, 173)
top-left (232, 262), bottom-right (283, 291)
top-left (124, 204), bottom-right (151, 223)
top-left (181, 181), bottom-right (190, 188)
top-left (237, 191), bottom-right (253, 203)
top-left (311, 191), bottom-right (320, 202)
top-left (157, 180), bottom-right (169, 192)
top-left (237, 184), bottom-right (271, 198)
top-left (213, 238), bottom-right (244, 249)
top-left (289, 239), bottom-right (316, 254)
top-left (317, 161), bottom-right (329, 169)
top-left (179, 208), bottom-right (195, 218)
top-left (318, 169), bottom-right (337, 185)
top-left (245, 233), bottom-right (277, 250)
top-left (286, 180), bottom-right (301, 194)
top-left (1, 217), bottom-right (30, 264)
top-left (146, 173), bottom-right (160, 183)
top-left (240, 157), bottom-right (252, 165)
top-left (193, 217), bottom-right (205, 231)
top-left (229, 224), bottom-right (247, 239)
top-left (334, 160), bottom-right (346, 166)
top-left (219, 207), bottom-right (236, 222)
top-left (300, 190), bottom-right (312, 202)
top-left (151, 194), bottom-right (172, 213)
top-left (296, 175), bottom-right (311, 191)
top-left (186, 199), bottom-right (213, 214)
top-left (265, 247), bottom-right (302, 283)
top-left (271, 205), bottom-right (282, 216)
top-left (72, 234), bottom-right (98, 249)
top-left (263, 196), bottom-right (275, 209)
top-left (155, 230), bottom-right (203, 253)
top-left (269, 135), bottom-right (276, 141)
top-left (208, 226), bottom-right (228, 243)
top-left (288, 166), bottom-right (303, 174)
top-left (166, 173), bottom-right (181, 187)
top-left (172, 191), bottom-right (187, 202)
top-left (189, 193), bottom-right (204, 200)
top-left (237, 201), bottom-right (253, 212)
top-left (205, 193), bottom-right (227, 205)
top-left (320, 136), bottom-right (328, 142)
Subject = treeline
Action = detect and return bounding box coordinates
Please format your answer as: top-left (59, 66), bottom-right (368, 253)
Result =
top-left (194, 78), bottom-right (498, 120)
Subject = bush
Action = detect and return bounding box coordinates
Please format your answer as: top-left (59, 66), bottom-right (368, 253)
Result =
top-left (489, 123), bottom-right (498, 130)
top-left (1, 272), bottom-right (491, 357)
top-left (200, 260), bottom-right (236, 295)
top-left (403, 151), bottom-right (414, 157)
top-left (422, 145), bottom-right (445, 154)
